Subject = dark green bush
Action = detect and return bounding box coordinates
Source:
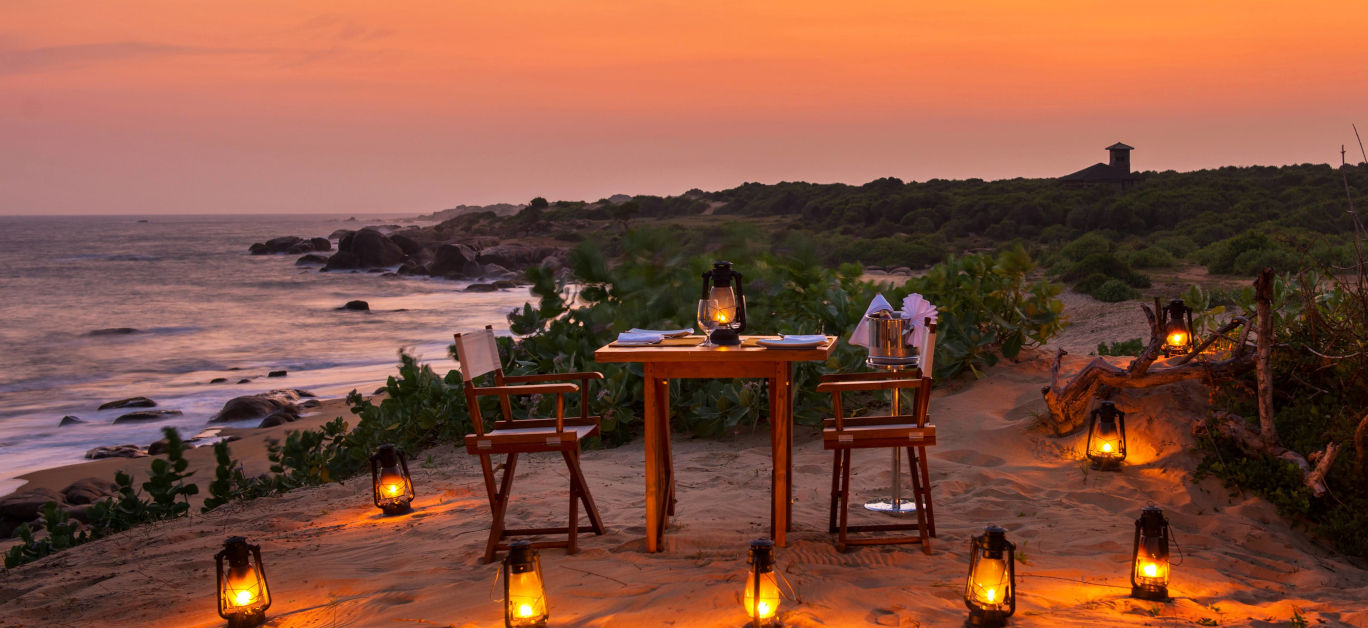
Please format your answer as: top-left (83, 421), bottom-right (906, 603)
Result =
top-left (1128, 246), bottom-right (1179, 269)
top-left (1096, 338), bottom-right (1144, 356)
top-left (1092, 279), bottom-right (1140, 302)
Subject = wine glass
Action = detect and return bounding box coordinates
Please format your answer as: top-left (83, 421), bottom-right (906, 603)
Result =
top-left (697, 299), bottom-right (720, 346)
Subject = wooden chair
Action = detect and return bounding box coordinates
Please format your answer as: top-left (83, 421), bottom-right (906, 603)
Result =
top-left (454, 326), bottom-right (606, 563)
top-left (819, 318), bottom-right (938, 553)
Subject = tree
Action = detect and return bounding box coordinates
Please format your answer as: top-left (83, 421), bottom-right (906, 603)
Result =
top-left (611, 200), bottom-right (640, 232)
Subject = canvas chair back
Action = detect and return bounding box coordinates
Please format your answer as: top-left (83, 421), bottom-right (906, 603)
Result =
top-left (454, 328), bottom-right (502, 382)
top-left (920, 317), bottom-right (938, 377)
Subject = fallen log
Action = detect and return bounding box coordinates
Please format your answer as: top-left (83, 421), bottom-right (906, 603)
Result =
top-left (1198, 411), bottom-right (1340, 497)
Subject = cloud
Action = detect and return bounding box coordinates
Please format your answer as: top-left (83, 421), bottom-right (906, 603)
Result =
top-left (0, 41), bottom-right (285, 76)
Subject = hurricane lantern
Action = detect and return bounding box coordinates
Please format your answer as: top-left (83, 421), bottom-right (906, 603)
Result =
top-left (215, 536), bottom-right (271, 628)
top-left (700, 260), bottom-right (747, 346)
top-left (1161, 299), bottom-right (1195, 357)
top-left (502, 541), bottom-right (549, 628)
top-left (964, 525), bottom-right (1016, 627)
top-left (1084, 401), bottom-right (1127, 470)
top-left (743, 539), bottom-right (781, 627)
top-left (1131, 506), bottom-right (1172, 601)
top-left (370, 443), bottom-right (414, 515)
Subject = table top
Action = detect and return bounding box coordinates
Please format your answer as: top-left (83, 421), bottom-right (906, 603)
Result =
top-left (594, 335), bottom-right (835, 364)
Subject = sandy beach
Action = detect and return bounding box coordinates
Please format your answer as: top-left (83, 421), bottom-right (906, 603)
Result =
top-left (3, 350), bottom-right (1365, 627)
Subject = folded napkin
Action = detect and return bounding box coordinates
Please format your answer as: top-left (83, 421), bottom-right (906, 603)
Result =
top-left (616, 332), bottom-right (664, 344)
top-left (779, 334), bottom-right (828, 343)
top-left (849, 293), bottom-right (894, 349)
top-left (902, 293), bottom-right (939, 350)
top-left (628, 328), bottom-right (693, 338)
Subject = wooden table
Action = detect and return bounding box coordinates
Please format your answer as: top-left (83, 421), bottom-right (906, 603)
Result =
top-left (594, 335), bottom-right (835, 552)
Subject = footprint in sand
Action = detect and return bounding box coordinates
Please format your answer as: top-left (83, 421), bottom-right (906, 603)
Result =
top-left (937, 449), bottom-right (1006, 467)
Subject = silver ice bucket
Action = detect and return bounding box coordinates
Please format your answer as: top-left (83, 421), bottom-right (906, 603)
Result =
top-left (866, 311), bottom-right (919, 364)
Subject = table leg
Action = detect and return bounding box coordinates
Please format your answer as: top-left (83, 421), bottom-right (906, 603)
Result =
top-left (643, 364), bottom-right (661, 553)
top-left (783, 363), bottom-right (793, 533)
top-left (661, 377), bottom-right (676, 517)
top-left (771, 364), bottom-right (791, 547)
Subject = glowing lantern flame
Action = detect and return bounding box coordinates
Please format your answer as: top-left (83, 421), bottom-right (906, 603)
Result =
top-left (234, 590), bottom-right (252, 606)
top-left (1168, 331), bottom-right (1187, 347)
top-left (1143, 563), bottom-right (1158, 578)
top-left (1102, 442), bottom-right (1113, 453)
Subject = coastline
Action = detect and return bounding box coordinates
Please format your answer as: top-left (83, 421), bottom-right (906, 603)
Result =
top-left (8, 396), bottom-right (356, 511)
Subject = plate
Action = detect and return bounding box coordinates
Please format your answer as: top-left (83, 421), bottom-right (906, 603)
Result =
top-left (628, 328), bottom-right (694, 338)
top-left (757, 337), bottom-right (824, 349)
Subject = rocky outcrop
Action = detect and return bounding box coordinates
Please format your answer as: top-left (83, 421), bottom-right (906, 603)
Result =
top-left (249, 236), bottom-right (331, 255)
top-left (85, 444), bottom-right (145, 459)
top-left (58, 415), bottom-right (87, 426)
top-left (258, 407), bottom-right (301, 428)
top-left (338, 300), bottom-right (370, 311)
top-left (0, 488), bottom-right (64, 522)
top-left (87, 327), bottom-right (138, 336)
top-left (62, 478), bottom-right (117, 505)
top-left (98, 396), bottom-right (156, 410)
top-left (324, 228), bottom-right (406, 270)
top-left (296, 253), bottom-right (330, 265)
top-left (210, 389), bottom-right (313, 423)
top-left (477, 244), bottom-right (564, 269)
top-left (111, 409), bottom-right (182, 424)
top-left (428, 243), bottom-right (481, 278)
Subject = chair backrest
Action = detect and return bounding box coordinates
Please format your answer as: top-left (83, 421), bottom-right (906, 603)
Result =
top-left (454, 327), bottom-right (502, 382)
top-left (920, 317), bottom-right (938, 377)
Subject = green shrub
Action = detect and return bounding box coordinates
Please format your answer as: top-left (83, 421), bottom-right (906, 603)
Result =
top-left (1091, 279), bottom-right (1140, 302)
top-left (1073, 273), bottom-right (1109, 295)
top-left (4, 502), bottom-right (88, 568)
top-left (1128, 246), bottom-right (1178, 269)
top-left (1096, 338), bottom-right (1144, 356)
top-left (1061, 252), bottom-right (1151, 288)
top-left (202, 441), bottom-right (275, 513)
top-left (1055, 232), bottom-right (1113, 266)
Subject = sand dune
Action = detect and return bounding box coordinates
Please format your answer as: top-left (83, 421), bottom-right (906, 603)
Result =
top-left (2, 352), bottom-right (1366, 627)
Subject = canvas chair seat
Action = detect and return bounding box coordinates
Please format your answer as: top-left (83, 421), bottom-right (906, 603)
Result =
top-left (455, 325), bottom-right (606, 563)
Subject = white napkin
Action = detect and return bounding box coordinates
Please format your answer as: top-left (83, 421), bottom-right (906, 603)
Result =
top-left (902, 293), bottom-right (939, 350)
top-left (779, 334), bottom-right (827, 343)
top-left (628, 328), bottom-right (693, 338)
top-left (849, 293), bottom-right (895, 349)
top-left (616, 332), bottom-right (664, 344)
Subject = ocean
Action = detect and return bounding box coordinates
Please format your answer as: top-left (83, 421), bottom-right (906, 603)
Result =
top-left (0, 214), bottom-right (531, 496)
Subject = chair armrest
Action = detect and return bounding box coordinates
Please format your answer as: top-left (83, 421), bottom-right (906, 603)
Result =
top-left (471, 383), bottom-right (578, 396)
top-left (818, 370), bottom-right (921, 383)
top-left (502, 371), bottom-right (604, 384)
top-left (816, 378), bottom-right (924, 394)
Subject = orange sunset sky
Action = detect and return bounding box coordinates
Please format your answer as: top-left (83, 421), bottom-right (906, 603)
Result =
top-left (3, 1), bottom-right (1367, 215)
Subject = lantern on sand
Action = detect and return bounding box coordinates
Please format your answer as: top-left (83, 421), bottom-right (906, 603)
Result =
top-left (1131, 506), bottom-right (1172, 601)
top-left (503, 541), bottom-right (549, 628)
top-left (700, 261), bottom-right (747, 346)
top-left (964, 525), bottom-right (1016, 627)
top-left (370, 443), bottom-right (414, 515)
top-left (1084, 401), bottom-right (1127, 470)
top-left (1161, 299), bottom-right (1195, 357)
top-left (216, 536), bottom-right (271, 628)
top-left (743, 539), bottom-right (781, 627)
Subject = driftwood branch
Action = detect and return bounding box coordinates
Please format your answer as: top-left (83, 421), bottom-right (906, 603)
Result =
top-left (1044, 267), bottom-right (1345, 497)
top-left (1198, 412), bottom-right (1339, 497)
top-left (1040, 314), bottom-right (1254, 436)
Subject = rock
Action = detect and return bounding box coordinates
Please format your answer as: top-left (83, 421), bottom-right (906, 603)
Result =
top-left (210, 377), bottom-right (228, 384)
top-left (428, 243), bottom-right (480, 278)
top-left (211, 393), bottom-right (295, 423)
top-left (268, 370), bottom-right (287, 378)
top-left (0, 488), bottom-right (64, 521)
top-left (397, 259), bottom-right (429, 276)
top-left (295, 253), bottom-right (330, 266)
top-left (62, 478), bottom-right (117, 505)
top-left (329, 228), bottom-right (354, 240)
top-left (237, 378), bottom-right (252, 384)
top-left (84, 444), bottom-right (145, 459)
top-left (249, 236), bottom-right (305, 255)
top-left (389, 233), bottom-right (424, 255)
top-left (65, 504), bottom-right (94, 524)
top-left (257, 408), bottom-right (301, 428)
top-left (146, 438), bottom-right (169, 456)
top-left (97, 396), bottom-right (156, 410)
top-left (337, 300), bottom-right (370, 311)
top-left (87, 327), bottom-right (138, 336)
top-left (290, 389), bottom-right (317, 398)
top-left (464, 283), bottom-right (498, 292)
top-left (112, 409), bottom-right (182, 424)
top-left (374, 386), bottom-right (388, 395)
top-left (323, 228), bottom-right (405, 270)
top-left (480, 263), bottom-right (518, 280)
top-left (493, 280), bottom-right (520, 290)
top-left (477, 244), bottom-right (563, 269)
top-left (890, 266), bottom-right (912, 275)
top-left (299, 399), bottom-right (321, 408)
top-left (309, 237), bottom-right (332, 251)
top-left (58, 415), bottom-right (87, 426)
